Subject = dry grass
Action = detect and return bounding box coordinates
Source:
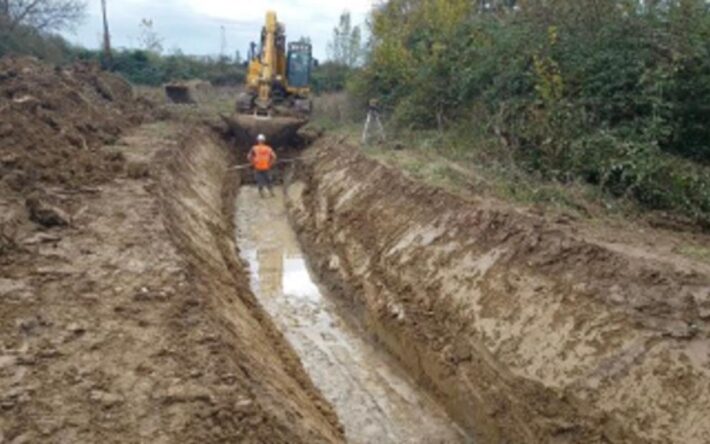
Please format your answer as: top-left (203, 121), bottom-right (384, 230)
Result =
top-left (136, 84), bottom-right (239, 115)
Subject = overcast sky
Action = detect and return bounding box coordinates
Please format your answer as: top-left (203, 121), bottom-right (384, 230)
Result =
top-left (61, 0), bottom-right (375, 60)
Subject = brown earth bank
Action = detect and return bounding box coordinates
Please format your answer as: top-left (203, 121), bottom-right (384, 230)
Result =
top-left (286, 136), bottom-right (710, 443)
top-left (0, 56), bottom-right (153, 189)
top-left (0, 57), bottom-right (344, 443)
top-left (1, 55), bottom-right (153, 256)
top-left (0, 120), bottom-right (345, 443)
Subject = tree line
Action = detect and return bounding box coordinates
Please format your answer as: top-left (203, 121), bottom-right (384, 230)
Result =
top-left (5, 1), bottom-right (708, 224)
top-left (349, 0), bottom-right (710, 224)
top-left (0, 0), bottom-right (245, 86)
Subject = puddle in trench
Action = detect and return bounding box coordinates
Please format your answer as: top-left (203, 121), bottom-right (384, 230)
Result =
top-left (235, 186), bottom-right (469, 444)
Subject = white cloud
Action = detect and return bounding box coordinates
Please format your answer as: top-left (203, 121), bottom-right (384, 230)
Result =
top-left (63, 0), bottom-right (375, 59)
top-left (189, 0), bottom-right (373, 22)
top-left (186, 0), bottom-right (374, 59)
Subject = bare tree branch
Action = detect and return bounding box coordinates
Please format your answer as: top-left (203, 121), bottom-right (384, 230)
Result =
top-left (4, 0), bottom-right (85, 32)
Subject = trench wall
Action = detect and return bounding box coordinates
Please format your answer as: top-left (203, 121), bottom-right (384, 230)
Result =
top-left (286, 138), bottom-right (710, 443)
top-left (159, 127), bottom-right (344, 443)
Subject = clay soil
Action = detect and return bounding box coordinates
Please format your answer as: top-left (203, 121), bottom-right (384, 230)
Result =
top-left (0, 58), bottom-right (343, 443)
top-left (3, 55), bottom-right (710, 444)
top-left (286, 137), bottom-right (710, 444)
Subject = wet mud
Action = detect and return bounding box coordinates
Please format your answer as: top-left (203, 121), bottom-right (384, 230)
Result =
top-left (235, 186), bottom-right (469, 444)
top-left (4, 54), bottom-right (709, 443)
top-left (287, 137), bottom-right (710, 443)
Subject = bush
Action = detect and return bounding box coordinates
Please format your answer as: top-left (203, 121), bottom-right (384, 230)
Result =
top-left (311, 61), bottom-right (352, 93)
top-left (102, 50), bottom-right (245, 87)
top-left (0, 25), bottom-right (77, 64)
top-left (0, 27), bottom-right (246, 87)
top-left (355, 0), bottom-right (710, 222)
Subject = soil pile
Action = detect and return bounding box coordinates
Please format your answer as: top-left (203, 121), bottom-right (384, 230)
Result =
top-left (0, 56), bottom-right (150, 189)
top-left (287, 136), bottom-right (710, 443)
top-left (0, 56), bottom-right (152, 255)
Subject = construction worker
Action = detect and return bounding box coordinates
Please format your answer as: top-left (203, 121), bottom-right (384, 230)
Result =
top-left (247, 134), bottom-right (277, 197)
top-left (362, 98), bottom-right (385, 145)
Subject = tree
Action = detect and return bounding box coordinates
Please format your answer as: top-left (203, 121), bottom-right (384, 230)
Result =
top-left (0, 0), bottom-right (86, 32)
top-left (138, 18), bottom-right (163, 54)
top-left (327, 11), bottom-right (363, 67)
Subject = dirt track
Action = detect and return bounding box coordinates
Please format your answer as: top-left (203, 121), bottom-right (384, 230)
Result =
top-left (286, 137), bottom-right (710, 443)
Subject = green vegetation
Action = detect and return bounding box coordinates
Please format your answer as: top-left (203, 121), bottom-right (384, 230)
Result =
top-left (351, 0), bottom-right (710, 225)
top-left (310, 11), bottom-right (364, 94)
top-left (0, 23), bottom-right (78, 64)
top-left (311, 62), bottom-right (351, 93)
top-left (91, 50), bottom-right (245, 87)
top-left (1, 22), bottom-right (245, 87)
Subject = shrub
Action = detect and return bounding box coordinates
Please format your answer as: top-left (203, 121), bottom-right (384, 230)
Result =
top-left (354, 0), bottom-right (710, 221)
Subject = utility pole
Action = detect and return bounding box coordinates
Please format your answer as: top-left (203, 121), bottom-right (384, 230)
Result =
top-left (101, 0), bottom-right (113, 68)
top-left (220, 25), bottom-right (227, 61)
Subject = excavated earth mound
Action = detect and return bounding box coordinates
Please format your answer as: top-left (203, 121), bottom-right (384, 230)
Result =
top-left (0, 56), bottom-right (151, 188)
top-left (287, 137), bottom-right (710, 444)
top-left (0, 56), bottom-right (154, 256)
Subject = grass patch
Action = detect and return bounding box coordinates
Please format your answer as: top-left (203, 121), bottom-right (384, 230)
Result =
top-left (312, 117), bottom-right (645, 225)
top-left (677, 245), bottom-right (710, 264)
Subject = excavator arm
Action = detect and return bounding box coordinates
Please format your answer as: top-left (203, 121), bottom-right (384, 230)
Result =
top-left (255, 11), bottom-right (278, 112)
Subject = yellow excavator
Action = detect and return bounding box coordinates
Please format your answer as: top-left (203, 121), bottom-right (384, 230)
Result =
top-left (226, 11), bottom-right (313, 146)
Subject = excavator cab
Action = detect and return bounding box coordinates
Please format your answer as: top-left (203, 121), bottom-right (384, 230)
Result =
top-left (287, 42), bottom-right (312, 88)
top-left (286, 41), bottom-right (313, 115)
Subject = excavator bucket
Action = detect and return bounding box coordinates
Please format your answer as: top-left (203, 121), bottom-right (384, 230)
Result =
top-left (165, 83), bottom-right (195, 104)
top-left (223, 113), bottom-right (307, 148)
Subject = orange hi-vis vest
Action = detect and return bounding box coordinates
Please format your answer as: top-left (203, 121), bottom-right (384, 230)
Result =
top-left (251, 144), bottom-right (274, 171)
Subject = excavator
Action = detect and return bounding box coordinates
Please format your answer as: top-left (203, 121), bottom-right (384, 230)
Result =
top-left (225, 11), bottom-right (313, 147)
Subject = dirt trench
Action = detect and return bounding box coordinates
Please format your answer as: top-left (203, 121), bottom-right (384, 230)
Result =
top-left (234, 186), bottom-right (469, 443)
top-left (284, 136), bottom-right (710, 443)
top-left (4, 53), bottom-right (709, 443)
top-left (0, 121), bottom-right (345, 443)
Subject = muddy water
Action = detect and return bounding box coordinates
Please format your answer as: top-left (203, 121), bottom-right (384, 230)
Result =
top-left (235, 186), bottom-right (469, 444)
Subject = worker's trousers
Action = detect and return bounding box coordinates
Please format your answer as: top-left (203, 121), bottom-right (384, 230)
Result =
top-left (362, 111), bottom-right (385, 145)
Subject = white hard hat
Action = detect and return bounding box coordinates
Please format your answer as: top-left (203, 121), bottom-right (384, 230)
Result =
top-left (257, 134), bottom-right (266, 142)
